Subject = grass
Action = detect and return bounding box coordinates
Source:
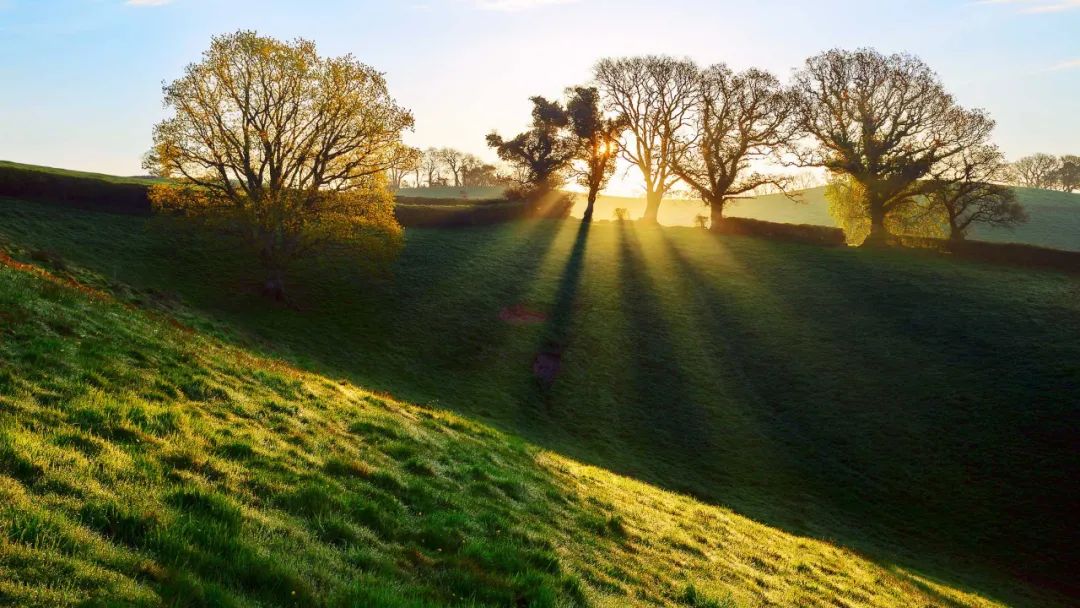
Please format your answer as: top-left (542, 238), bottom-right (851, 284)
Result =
top-left (583, 187), bottom-right (1080, 251)
top-left (395, 186), bottom-right (507, 201)
top-left (1, 198), bottom-right (1077, 606)
top-left (0, 160), bottom-right (162, 186)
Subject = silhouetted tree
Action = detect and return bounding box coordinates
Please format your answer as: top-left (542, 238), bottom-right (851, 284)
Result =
top-left (565, 86), bottom-right (625, 222)
top-left (459, 153), bottom-right (482, 188)
top-left (925, 145), bottom-right (1027, 240)
top-left (486, 96), bottom-right (573, 195)
top-left (595, 56), bottom-right (698, 223)
top-left (437, 148), bottom-right (466, 187)
top-left (145, 31), bottom-right (411, 298)
top-left (671, 64), bottom-right (795, 228)
top-left (1052, 155), bottom-right (1080, 192)
top-left (1010, 153), bottom-right (1061, 189)
top-left (791, 48), bottom-right (993, 245)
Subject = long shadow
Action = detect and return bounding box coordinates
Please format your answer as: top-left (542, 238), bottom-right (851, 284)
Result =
top-left (6, 201), bottom-right (1075, 605)
top-left (691, 232), bottom-right (1079, 605)
top-left (609, 222), bottom-right (713, 468)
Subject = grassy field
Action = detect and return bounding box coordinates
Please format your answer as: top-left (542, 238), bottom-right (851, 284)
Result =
top-left (1, 197), bottom-right (1077, 606)
top-left (0, 160), bottom-right (162, 186)
top-left (396, 186), bottom-right (507, 201)
top-left (3, 213), bottom-right (1049, 607)
top-left (574, 187), bottom-right (1080, 251)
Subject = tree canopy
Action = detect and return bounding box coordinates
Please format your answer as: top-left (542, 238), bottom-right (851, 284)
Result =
top-left (146, 30), bottom-right (413, 297)
top-left (791, 48), bottom-right (994, 244)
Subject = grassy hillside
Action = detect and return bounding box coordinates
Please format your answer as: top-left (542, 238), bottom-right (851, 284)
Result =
top-left (1, 198), bottom-right (1077, 606)
top-left (579, 187), bottom-right (1080, 252)
top-left (0, 160), bottom-right (161, 186)
top-left (0, 223), bottom-right (1027, 607)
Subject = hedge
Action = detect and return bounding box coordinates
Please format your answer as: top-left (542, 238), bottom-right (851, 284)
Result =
top-left (712, 216), bottom-right (847, 246)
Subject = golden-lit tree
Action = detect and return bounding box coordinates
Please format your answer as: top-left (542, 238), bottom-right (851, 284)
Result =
top-left (792, 49), bottom-right (994, 245)
top-left (387, 144), bottom-right (422, 190)
top-left (145, 31), bottom-right (414, 298)
top-left (672, 64), bottom-right (795, 228)
top-left (595, 56), bottom-right (699, 223)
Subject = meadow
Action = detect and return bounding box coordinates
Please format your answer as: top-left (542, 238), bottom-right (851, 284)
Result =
top-left (1, 196), bottom-right (1077, 606)
top-left (574, 187), bottom-right (1080, 252)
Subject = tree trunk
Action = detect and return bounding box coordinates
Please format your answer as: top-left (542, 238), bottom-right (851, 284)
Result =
top-left (583, 188), bottom-right (598, 223)
top-left (862, 202), bottom-right (889, 247)
top-left (710, 199), bottom-right (725, 230)
top-left (642, 190), bottom-right (662, 224)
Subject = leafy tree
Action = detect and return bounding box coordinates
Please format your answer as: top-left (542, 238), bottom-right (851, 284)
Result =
top-left (145, 31), bottom-right (412, 298)
top-left (791, 48), bottom-right (993, 245)
top-left (1010, 153), bottom-right (1061, 189)
top-left (486, 96), bottom-right (573, 196)
top-left (671, 64), bottom-right (795, 228)
top-left (1052, 155), bottom-right (1080, 192)
top-left (595, 56), bottom-right (698, 223)
top-left (925, 145), bottom-right (1026, 240)
top-left (825, 175), bottom-right (943, 245)
top-left (565, 86), bottom-right (625, 222)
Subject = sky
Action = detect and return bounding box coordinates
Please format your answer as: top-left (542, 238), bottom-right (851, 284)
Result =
top-left (0, 0), bottom-right (1078, 188)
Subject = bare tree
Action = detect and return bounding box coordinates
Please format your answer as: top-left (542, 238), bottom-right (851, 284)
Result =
top-left (437, 148), bottom-right (466, 187)
top-left (565, 86), bottom-right (626, 222)
top-left (791, 48), bottom-right (994, 245)
top-left (925, 145), bottom-right (1027, 240)
top-left (420, 148), bottom-right (442, 187)
top-left (459, 153), bottom-right (482, 188)
top-left (671, 64), bottom-right (795, 227)
top-left (1011, 153), bottom-right (1062, 189)
top-left (595, 56), bottom-right (698, 223)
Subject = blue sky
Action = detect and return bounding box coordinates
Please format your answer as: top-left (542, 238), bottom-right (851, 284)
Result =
top-left (0, 0), bottom-right (1077, 177)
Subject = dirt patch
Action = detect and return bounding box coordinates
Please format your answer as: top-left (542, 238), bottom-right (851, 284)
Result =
top-left (499, 304), bottom-right (548, 324)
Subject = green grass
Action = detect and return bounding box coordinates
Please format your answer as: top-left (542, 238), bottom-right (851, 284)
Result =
top-left (583, 187), bottom-right (1080, 251)
top-left (1, 198), bottom-right (1077, 606)
top-left (396, 186), bottom-right (507, 201)
top-left (0, 160), bottom-right (162, 186)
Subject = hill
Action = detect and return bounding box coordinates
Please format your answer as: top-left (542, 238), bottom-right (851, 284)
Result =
top-left (1, 197), bottom-right (1077, 606)
top-left (3, 215), bottom-right (1044, 607)
top-left (580, 187), bottom-right (1080, 252)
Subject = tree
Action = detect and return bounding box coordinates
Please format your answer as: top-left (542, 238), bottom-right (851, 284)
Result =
top-left (1010, 153), bottom-right (1061, 189)
top-left (791, 48), bottom-right (994, 245)
top-left (387, 145), bottom-right (421, 190)
top-left (671, 64), bottom-right (795, 228)
top-left (486, 96), bottom-right (573, 195)
top-left (459, 153), bottom-right (482, 188)
top-left (437, 148), bottom-right (466, 187)
top-left (925, 145), bottom-right (1027, 240)
top-left (145, 31), bottom-right (413, 298)
top-left (1052, 155), bottom-right (1080, 192)
top-left (595, 56), bottom-right (698, 223)
top-left (420, 148), bottom-right (442, 187)
top-left (565, 86), bottom-right (625, 222)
